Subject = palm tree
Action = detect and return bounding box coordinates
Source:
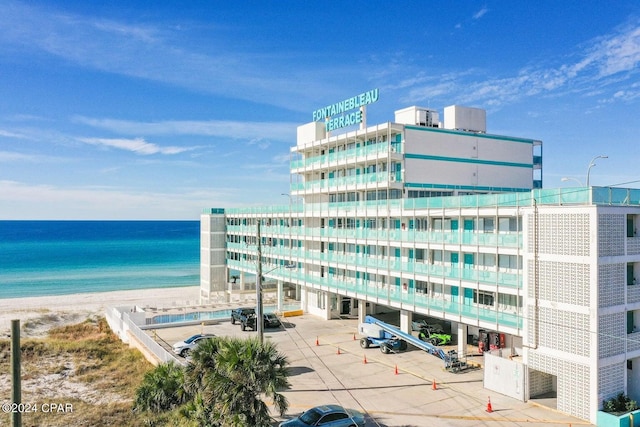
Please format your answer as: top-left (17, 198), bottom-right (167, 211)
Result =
top-left (211, 336), bottom-right (290, 427)
top-left (134, 361), bottom-right (188, 413)
top-left (134, 336), bottom-right (290, 426)
top-left (182, 337), bottom-right (224, 425)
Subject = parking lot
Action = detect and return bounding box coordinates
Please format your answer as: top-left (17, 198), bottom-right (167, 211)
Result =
top-left (149, 312), bottom-right (591, 427)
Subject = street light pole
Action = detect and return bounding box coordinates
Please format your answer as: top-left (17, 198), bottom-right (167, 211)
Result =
top-left (586, 155), bottom-right (608, 187)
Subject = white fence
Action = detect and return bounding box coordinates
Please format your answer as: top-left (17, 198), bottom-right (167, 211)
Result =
top-left (105, 305), bottom-right (183, 366)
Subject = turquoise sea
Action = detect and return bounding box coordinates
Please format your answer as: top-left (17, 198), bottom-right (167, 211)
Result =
top-left (0, 220), bottom-right (200, 299)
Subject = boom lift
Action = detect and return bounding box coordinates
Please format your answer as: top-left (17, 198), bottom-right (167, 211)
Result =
top-left (359, 316), bottom-right (469, 371)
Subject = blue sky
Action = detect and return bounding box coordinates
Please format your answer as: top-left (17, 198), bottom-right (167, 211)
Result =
top-left (1, 1), bottom-right (640, 219)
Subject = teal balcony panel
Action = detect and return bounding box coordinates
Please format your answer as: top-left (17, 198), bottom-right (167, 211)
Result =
top-left (498, 234), bottom-right (522, 247)
top-left (497, 272), bottom-right (521, 288)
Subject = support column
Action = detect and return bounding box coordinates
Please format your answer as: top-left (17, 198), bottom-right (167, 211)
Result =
top-left (276, 280), bottom-right (284, 312)
top-left (239, 272), bottom-right (246, 291)
top-left (226, 280), bottom-right (233, 303)
top-left (457, 323), bottom-right (468, 355)
top-left (322, 291), bottom-right (331, 320)
top-left (400, 310), bottom-right (413, 334)
top-left (300, 286), bottom-right (308, 312)
top-left (357, 299), bottom-right (367, 324)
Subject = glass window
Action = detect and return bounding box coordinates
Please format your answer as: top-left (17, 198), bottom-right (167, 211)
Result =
top-left (319, 413), bottom-right (348, 423)
top-left (474, 290), bottom-right (495, 306)
top-left (498, 217), bottom-right (520, 232)
top-left (479, 217), bottom-right (495, 233)
top-left (317, 291), bottom-right (325, 309)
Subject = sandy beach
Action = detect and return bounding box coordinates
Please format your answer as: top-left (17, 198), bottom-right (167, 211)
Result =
top-left (0, 285), bottom-right (202, 338)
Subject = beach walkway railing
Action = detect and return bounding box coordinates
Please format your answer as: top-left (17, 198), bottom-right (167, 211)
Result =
top-left (106, 306), bottom-right (183, 366)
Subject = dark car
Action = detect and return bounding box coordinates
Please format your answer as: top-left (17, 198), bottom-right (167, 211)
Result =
top-left (231, 307), bottom-right (256, 330)
top-left (279, 404), bottom-right (365, 427)
top-left (263, 312), bottom-right (281, 328)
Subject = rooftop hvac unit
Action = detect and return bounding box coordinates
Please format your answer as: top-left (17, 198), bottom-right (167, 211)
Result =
top-left (394, 106), bottom-right (439, 127)
top-left (443, 105), bottom-right (486, 133)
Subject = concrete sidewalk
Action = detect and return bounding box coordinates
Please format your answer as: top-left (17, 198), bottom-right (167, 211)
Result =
top-left (151, 313), bottom-right (592, 427)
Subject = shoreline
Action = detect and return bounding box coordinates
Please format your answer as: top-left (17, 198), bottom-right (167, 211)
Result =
top-left (0, 285), bottom-right (202, 337)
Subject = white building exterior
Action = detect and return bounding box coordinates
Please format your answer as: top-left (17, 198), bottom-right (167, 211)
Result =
top-left (200, 102), bottom-right (640, 424)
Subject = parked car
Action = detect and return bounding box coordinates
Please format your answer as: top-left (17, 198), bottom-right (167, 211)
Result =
top-left (263, 312), bottom-right (282, 328)
top-left (172, 333), bottom-right (215, 357)
top-left (417, 327), bottom-right (451, 346)
top-left (279, 404), bottom-right (366, 427)
top-left (231, 307), bottom-right (257, 331)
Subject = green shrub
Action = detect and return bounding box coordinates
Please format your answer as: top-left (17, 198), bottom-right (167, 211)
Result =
top-left (603, 392), bottom-right (638, 413)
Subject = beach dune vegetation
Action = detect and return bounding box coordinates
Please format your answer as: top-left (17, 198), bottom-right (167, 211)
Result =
top-left (0, 317), bottom-right (156, 426)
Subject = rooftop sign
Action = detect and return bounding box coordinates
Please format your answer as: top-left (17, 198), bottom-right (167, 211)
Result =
top-left (312, 89), bottom-right (379, 132)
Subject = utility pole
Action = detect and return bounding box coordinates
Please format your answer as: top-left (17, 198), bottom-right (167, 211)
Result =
top-left (11, 319), bottom-right (21, 427)
top-left (256, 220), bottom-right (264, 345)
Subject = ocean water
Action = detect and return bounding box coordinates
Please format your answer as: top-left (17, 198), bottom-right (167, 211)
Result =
top-left (0, 220), bottom-right (200, 299)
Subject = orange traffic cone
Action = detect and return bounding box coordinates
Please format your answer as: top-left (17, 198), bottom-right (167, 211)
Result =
top-left (337, 347), bottom-right (341, 355)
top-left (363, 354), bottom-right (367, 364)
top-left (432, 379), bottom-right (437, 390)
top-left (315, 336), bottom-right (319, 346)
top-left (394, 365), bottom-right (399, 375)
top-left (486, 396), bottom-right (493, 413)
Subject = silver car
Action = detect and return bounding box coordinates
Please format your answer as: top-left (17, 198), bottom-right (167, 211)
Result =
top-left (172, 333), bottom-right (215, 357)
top-left (279, 404), bottom-right (366, 427)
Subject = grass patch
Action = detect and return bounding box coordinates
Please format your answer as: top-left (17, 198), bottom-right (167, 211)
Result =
top-left (0, 317), bottom-right (169, 426)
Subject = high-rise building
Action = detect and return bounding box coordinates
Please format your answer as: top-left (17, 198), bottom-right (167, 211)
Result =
top-left (201, 95), bottom-right (640, 424)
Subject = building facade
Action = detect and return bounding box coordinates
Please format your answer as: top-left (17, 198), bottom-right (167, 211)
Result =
top-left (200, 102), bottom-right (640, 424)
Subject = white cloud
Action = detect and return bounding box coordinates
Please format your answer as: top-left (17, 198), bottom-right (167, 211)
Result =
top-left (589, 24), bottom-right (640, 77)
top-left (0, 151), bottom-right (41, 162)
top-left (0, 129), bottom-right (27, 138)
top-left (73, 117), bottom-right (297, 142)
top-left (77, 137), bottom-right (195, 155)
top-left (0, 2), bottom-right (332, 113)
top-left (247, 138), bottom-right (271, 150)
top-left (0, 180), bottom-right (229, 219)
top-left (473, 7), bottom-right (489, 20)
top-left (402, 20), bottom-right (640, 109)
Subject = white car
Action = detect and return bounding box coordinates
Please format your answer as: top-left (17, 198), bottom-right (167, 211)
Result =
top-left (172, 333), bottom-right (215, 357)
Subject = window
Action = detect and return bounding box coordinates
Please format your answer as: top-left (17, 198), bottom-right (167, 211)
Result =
top-left (498, 293), bottom-right (521, 310)
top-left (628, 214), bottom-right (637, 238)
top-left (432, 218), bottom-right (452, 230)
top-left (431, 250), bottom-right (443, 263)
top-left (319, 413), bottom-right (348, 424)
top-left (416, 280), bottom-right (428, 293)
top-left (628, 263), bottom-right (637, 286)
top-left (498, 254), bottom-right (521, 270)
top-left (389, 189), bottom-right (402, 199)
top-left (498, 217), bottom-right (521, 232)
top-left (474, 290), bottom-right (495, 306)
top-left (479, 217), bottom-right (495, 233)
top-left (407, 190), bottom-right (453, 198)
top-left (317, 291), bottom-right (326, 309)
top-left (477, 253), bottom-right (496, 268)
top-left (430, 282), bottom-right (443, 297)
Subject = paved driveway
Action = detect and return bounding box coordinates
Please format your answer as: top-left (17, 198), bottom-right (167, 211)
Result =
top-left (150, 313), bottom-right (592, 427)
